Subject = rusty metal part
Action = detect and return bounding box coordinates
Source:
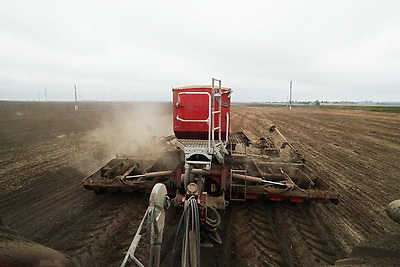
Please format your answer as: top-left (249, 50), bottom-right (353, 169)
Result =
top-left (82, 130), bottom-right (339, 205)
top-left (272, 127), bottom-right (305, 161)
top-left (278, 168), bottom-right (296, 188)
top-left (125, 170), bottom-right (174, 180)
top-left (231, 172), bottom-right (288, 187)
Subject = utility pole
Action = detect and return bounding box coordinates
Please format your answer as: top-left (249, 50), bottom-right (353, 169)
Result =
top-left (289, 80), bottom-right (293, 110)
top-left (74, 84), bottom-right (79, 110)
top-left (45, 88), bottom-right (47, 102)
top-left (38, 90), bottom-right (40, 101)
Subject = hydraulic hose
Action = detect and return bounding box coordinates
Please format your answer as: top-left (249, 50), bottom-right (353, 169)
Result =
top-left (205, 206), bottom-right (221, 230)
top-left (170, 197), bottom-right (201, 267)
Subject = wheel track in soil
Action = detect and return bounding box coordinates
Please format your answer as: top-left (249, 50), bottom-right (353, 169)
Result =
top-left (235, 106), bottom-right (400, 253)
top-left (230, 200), bottom-right (339, 267)
top-left (60, 194), bottom-right (148, 267)
top-left (271, 118), bottom-right (397, 220)
top-left (231, 202), bottom-right (285, 266)
top-left (230, 107), bottom-right (344, 266)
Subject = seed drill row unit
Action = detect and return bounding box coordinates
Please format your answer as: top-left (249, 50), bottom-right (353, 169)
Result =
top-left (82, 79), bottom-right (339, 266)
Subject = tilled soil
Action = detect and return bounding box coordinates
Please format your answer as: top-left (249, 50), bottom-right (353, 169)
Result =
top-left (1, 102), bottom-right (399, 266)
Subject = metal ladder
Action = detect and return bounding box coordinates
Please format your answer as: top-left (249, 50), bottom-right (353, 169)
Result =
top-left (211, 78), bottom-right (223, 146)
top-left (229, 169), bottom-right (247, 201)
top-left (211, 78), bottom-right (229, 163)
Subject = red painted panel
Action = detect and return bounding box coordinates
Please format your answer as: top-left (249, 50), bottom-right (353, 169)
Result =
top-left (172, 86), bottom-right (231, 140)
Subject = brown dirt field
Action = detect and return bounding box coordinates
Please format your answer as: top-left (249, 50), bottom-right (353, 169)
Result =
top-left (0, 101), bottom-right (399, 266)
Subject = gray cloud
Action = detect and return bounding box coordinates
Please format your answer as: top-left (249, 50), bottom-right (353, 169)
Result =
top-left (1, 0), bottom-right (399, 102)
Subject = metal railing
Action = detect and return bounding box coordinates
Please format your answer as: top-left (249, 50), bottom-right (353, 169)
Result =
top-left (175, 78), bottom-right (229, 156)
top-left (211, 78), bottom-right (223, 147)
top-left (176, 91), bottom-right (212, 151)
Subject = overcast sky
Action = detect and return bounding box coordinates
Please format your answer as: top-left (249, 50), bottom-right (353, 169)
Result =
top-left (1, 1), bottom-right (399, 102)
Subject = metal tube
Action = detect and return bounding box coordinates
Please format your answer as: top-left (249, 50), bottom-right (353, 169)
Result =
top-left (191, 169), bottom-right (221, 176)
top-left (143, 170), bottom-right (173, 178)
top-left (225, 112), bottom-right (229, 142)
top-left (208, 91), bottom-right (211, 152)
top-left (176, 117), bottom-right (208, 123)
top-left (231, 173), bottom-right (263, 183)
top-left (125, 170), bottom-right (173, 180)
top-left (191, 169), bottom-right (208, 175)
top-left (211, 85), bottom-right (215, 150)
top-left (176, 90), bottom-right (214, 152)
top-left (232, 173), bottom-right (287, 186)
top-left (218, 86), bottom-right (222, 143)
top-left (176, 91), bottom-right (212, 152)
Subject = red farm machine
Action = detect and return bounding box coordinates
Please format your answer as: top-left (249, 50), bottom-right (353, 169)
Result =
top-left (82, 78), bottom-right (339, 266)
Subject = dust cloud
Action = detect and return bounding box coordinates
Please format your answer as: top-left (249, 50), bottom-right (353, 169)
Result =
top-left (89, 102), bottom-right (173, 161)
